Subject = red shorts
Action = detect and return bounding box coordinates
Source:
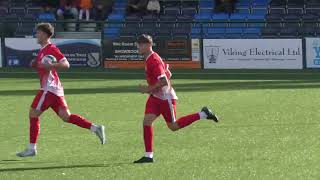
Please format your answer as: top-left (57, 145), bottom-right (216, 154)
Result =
top-left (31, 90), bottom-right (68, 114)
top-left (145, 95), bottom-right (177, 123)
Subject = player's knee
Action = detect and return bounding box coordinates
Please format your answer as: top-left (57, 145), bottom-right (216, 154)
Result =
top-left (143, 114), bottom-right (157, 126)
top-left (29, 108), bottom-right (41, 118)
top-left (60, 114), bottom-right (70, 122)
top-left (143, 118), bottom-right (154, 126)
top-left (58, 109), bottom-right (71, 122)
top-left (59, 113), bottom-right (70, 122)
top-left (167, 123), bottom-right (179, 132)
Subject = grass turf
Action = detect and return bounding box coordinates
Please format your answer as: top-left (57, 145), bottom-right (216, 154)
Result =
top-left (0, 68), bottom-right (320, 180)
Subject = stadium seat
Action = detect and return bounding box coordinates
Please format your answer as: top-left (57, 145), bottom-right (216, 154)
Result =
top-left (279, 28), bottom-right (298, 38)
top-left (252, 0), bottom-right (269, 7)
top-left (301, 14), bottom-right (318, 21)
top-left (15, 23), bottom-right (35, 37)
top-left (195, 13), bottom-right (211, 22)
top-left (298, 27), bottom-right (316, 37)
top-left (126, 15), bottom-right (141, 22)
top-left (104, 27), bottom-right (120, 38)
top-left (229, 13), bottom-right (248, 28)
top-left (206, 27), bottom-right (226, 37)
top-left (305, 8), bottom-right (320, 15)
top-left (181, 1), bottom-right (198, 8)
top-left (156, 28), bottom-right (172, 39)
top-left (10, 7), bottom-right (25, 16)
top-left (38, 13), bottom-right (56, 21)
top-left (269, 7), bottom-right (285, 15)
top-left (243, 27), bottom-right (261, 38)
top-left (79, 23), bottom-right (97, 32)
top-left (283, 14), bottom-right (300, 21)
top-left (164, 7), bottom-right (180, 16)
top-left (306, 0), bottom-right (320, 8)
top-left (159, 22), bottom-right (175, 29)
top-left (261, 27), bottom-right (279, 38)
top-left (27, 7), bottom-right (42, 16)
top-left (120, 27), bottom-right (137, 38)
top-left (199, 0), bottom-right (213, 8)
top-left (108, 13), bottom-right (125, 21)
top-left (181, 8), bottom-right (197, 17)
top-left (236, 7), bottom-right (250, 14)
top-left (287, 8), bottom-right (304, 15)
top-left (159, 15), bottom-right (176, 22)
top-left (141, 22), bottom-right (158, 29)
top-left (225, 28), bottom-right (243, 38)
top-left (138, 28), bottom-right (155, 36)
top-left (247, 14), bottom-right (265, 28)
top-left (199, 8), bottom-right (213, 15)
top-left (191, 27), bottom-right (201, 38)
top-left (142, 14), bottom-right (158, 21)
top-left (0, 6), bottom-right (8, 16)
top-left (251, 7), bottom-right (268, 14)
top-left (172, 28), bottom-right (190, 38)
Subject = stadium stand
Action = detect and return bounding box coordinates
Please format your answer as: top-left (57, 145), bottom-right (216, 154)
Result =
top-left (0, 0), bottom-right (319, 38)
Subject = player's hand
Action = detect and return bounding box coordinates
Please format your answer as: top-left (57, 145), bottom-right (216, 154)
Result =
top-left (30, 59), bottom-right (37, 68)
top-left (41, 62), bottom-right (55, 71)
top-left (139, 84), bottom-right (149, 94)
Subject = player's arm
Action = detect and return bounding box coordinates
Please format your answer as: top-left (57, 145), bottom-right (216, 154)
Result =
top-left (53, 58), bottom-right (70, 70)
top-left (140, 76), bottom-right (168, 94)
top-left (43, 58), bottom-right (70, 70)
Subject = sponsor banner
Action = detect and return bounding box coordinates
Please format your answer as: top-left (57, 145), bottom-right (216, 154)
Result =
top-left (5, 38), bottom-right (101, 67)
top-left (306, 38), bottom-right (320, 68)
top-left (203, 39), bottom-right (303, 69)
top-left (104, 61), bottom-right (201, 69)
top-left (103, 38), bottom-right (200, 69)
top-left (191, 39), bottom-right (201, 62)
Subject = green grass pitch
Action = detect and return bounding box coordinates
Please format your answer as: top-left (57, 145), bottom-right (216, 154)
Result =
top-left (1, 68), bottom-right (320, 180)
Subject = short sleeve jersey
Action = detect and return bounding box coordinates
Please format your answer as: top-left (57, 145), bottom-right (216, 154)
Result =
top-left (145, 52), bottom-right (177, 100)
top-left (35, 43), bottom-right (66, 96)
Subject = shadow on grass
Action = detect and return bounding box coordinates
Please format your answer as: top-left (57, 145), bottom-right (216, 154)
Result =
top-left (1, 79), bottom-right (320, 96)
top-left (0, 162), bottom-right (132, 172)
top-left (1, 69), bottom-right (320, 80)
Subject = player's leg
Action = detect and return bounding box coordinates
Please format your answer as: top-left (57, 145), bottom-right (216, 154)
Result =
top-left (162, 99), bottom-right (219, 131)
top-left (52, 96), bottom-right (106, 144)
top-left (134, 96), bottom-right (160, 163)
top-left (133, 114), bottom-right (158, 163)
top-left (17, 91), bottom-right (49, 157)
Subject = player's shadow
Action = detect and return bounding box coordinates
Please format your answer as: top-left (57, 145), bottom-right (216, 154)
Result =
top-left (0, 162), bottom-right (132, 172)
top-left (0, 159), bottom-right (56, 165)
top-left (1, 79), bottom-right (320, 96)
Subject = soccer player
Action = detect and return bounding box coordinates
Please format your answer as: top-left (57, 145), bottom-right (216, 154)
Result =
top-left (133, 34), bottom-right (219, 163)
top-left (16, 23), bottom-right (106, 157)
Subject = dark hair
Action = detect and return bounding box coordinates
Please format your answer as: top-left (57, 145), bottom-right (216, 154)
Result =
top-left (36, 23), bottom-right (54, 37)
top-left (137, 34), bottom-right (153, 44)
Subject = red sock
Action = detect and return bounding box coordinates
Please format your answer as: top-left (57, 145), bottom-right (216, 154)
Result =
top-left (30, 117), bottom-right (40, 144)
top-left (68, 114), bottom-right (92, 129)
top-left (144, 126), bottom-right (153, 153)
top-left (176, 113), bottom-right (200, 129)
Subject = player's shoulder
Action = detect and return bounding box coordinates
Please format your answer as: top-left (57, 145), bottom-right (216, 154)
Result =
top-left (147, 53), bottom-right (162, 64)
top-left (47, 43), bottom-right (59, 50)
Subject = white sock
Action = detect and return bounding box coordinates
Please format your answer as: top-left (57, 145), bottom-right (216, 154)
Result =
top-left (90, 124), bottom-right (98, 132)
top-left (145, 152), bottom-right (153, 158)
top-left (199, 111), bottom-right (207, 119)
top-left (29, 143), bottom-right (36, 150)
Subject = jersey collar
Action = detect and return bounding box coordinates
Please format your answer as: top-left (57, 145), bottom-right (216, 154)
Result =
top-left (40, 42), bottom-right (51, 50)
top-left (145, 51), bottom-right (155, 62)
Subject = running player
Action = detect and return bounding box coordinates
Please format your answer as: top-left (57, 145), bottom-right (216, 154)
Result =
top-left (16, 23), bottom-right (106, 157)
top-left (133, 34), bottom-right (219, 163)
